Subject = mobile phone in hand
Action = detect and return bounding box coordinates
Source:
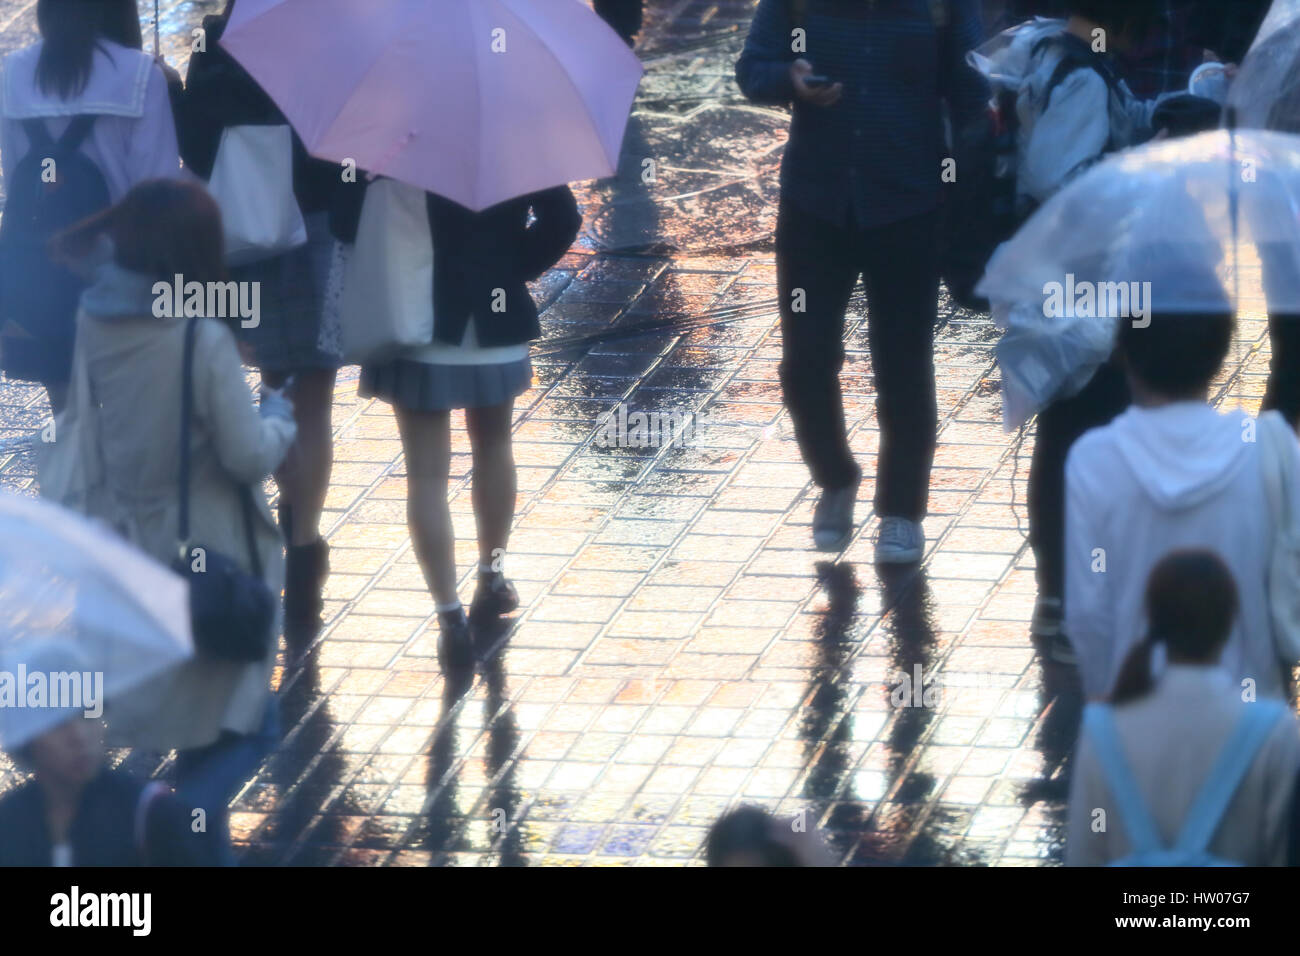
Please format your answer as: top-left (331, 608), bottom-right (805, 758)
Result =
top-left (804, 75), bottom-right (834, 89)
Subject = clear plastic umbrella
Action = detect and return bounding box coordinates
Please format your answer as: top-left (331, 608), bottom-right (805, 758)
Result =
top-left (1229, 0), bottom-right (1300, 132)
top-left (976, 127), bottom-right (1300, 427)
top-left (0, 494), bottom-right (192, 748)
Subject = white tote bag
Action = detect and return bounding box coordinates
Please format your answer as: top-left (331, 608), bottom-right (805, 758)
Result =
top-left (337, 177), bottom-right (435, 364)
top-left (1258, 410), bottom-right (1300, 671)
top-left (206, 125), bottom-right (308, 266)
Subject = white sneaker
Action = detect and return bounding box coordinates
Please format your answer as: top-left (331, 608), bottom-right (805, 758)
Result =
top-left (874, 517), bottom-right (924, 564)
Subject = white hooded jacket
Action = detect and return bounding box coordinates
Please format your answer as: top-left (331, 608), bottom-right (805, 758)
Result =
top-left (1065, 401), bottom-right (1298, 700)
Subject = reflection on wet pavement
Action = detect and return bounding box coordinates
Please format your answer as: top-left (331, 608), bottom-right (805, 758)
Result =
top-left (0, 0), bottom-right (1279, 866)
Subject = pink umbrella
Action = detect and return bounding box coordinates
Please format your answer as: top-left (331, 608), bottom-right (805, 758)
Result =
top-left (221, 0), bottom-right (644, 211)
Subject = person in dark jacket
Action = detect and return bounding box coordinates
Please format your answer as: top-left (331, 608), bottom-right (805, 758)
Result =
top-left (736, 0), bottom-right (989, 561)
top-left (595, 0), bottom-right (644, 47)
top-left (0, 715), bottom-right (213, 866)
top-left (1187, 0), bottom-right (1270, 66)
top-left (332, 177), bottom-right (581, 685)
top-left (178, 0), bottom-right (344, 649)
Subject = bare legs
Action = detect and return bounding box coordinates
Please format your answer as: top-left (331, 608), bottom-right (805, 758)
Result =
top-left (465, 400), bottom-right (517, 569)
top-left (265, 367), bottom-right (337, 546)
top-left (395, 406), bottom-right (458, 606)
top-left (395, 399), bottom-right (517, 606)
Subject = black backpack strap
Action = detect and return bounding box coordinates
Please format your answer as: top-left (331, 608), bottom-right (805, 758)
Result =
top-left (19, 118), bottom-right (54, 152)
top-left (19, 115), bottom-right (97, 153)
top-left (56, 114), bottom-right (97, 151)
top-left (1034, 33), bottom-right (1124, 104)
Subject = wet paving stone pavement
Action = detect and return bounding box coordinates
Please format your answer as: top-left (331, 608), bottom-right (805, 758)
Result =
top-left (0, 0), bottom-right (1281, 865)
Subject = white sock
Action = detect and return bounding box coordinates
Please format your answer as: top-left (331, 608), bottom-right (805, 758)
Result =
top-left (435, 599), bottom-right (463, 614)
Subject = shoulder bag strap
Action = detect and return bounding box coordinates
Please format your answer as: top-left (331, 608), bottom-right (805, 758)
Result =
top-left (178, 318), bottom-right (264, 575)
top-left (177, 319), bottom-right (197, 559)
top-left (1258, 411), bottom-right (1293, 534)
top-left (1256, 410), bottom-right (1299, 693)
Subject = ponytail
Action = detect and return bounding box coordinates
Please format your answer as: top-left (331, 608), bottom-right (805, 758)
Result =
top-left (1110, 634), bottom-right (1161, 705)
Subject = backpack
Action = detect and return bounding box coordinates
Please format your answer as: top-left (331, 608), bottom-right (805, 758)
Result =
top-left (1084, 700), bottom-right (1286, 866)
top-left (943, 28), bottom-right (1123, 312)
top-left (0, 115), bottom-right (111, 385)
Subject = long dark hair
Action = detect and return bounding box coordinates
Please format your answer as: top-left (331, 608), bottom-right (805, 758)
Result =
top-left (100, 0), bottom-right (145, 51)
top-left (35, 0), bottom-right (118, 100)
top-left (1109, 551), bottom-right (1239, 705)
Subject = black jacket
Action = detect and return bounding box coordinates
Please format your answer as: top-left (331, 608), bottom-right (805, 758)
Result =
top-left (0, 768), bottom-right (214, 867)
top-left (1187, 0), bottom-right (1270, 64)
top-left (331, 180), bottom-right (581, 348)
top-left (177, 14), bottom-right (339, 214)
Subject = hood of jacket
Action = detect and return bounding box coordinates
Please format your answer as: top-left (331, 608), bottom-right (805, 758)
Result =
top-left (78, 243), bottom-right (161, 321)
top-left (1108, 402), bottom-right (1253, 510)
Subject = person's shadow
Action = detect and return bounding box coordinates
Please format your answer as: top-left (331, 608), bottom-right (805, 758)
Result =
top-left (1019, 634), bottom-right (1085, 864)
top-left (869, 564), bottom-right (947, 864)
top-left (421, 617), bottom-right (523, 866)
top-left (482, 652), bottom-right (524, 866)
top-left (795, 561), bottom-right (862, 861)
top-left (252, 644), bottom-right (354, 865)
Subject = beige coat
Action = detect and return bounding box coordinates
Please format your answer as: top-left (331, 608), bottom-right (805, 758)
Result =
top-left (1067, 666), bottom-right (1300, 866)
top-left (50, 311), bottom-right (295, 751)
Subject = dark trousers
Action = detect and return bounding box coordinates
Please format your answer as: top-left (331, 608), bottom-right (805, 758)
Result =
top-left (776, 201), bottom-right (940, 520)
top-left (594, 0), bottom-right (643, 44)
top-left (1027, 361), bottom-right (1130, 604)
top-left (1264, 314), bottom-right (1300, 426)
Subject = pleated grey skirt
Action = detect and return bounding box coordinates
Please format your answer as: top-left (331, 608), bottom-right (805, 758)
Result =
top-left (359, 356), bottom-right (532, 411)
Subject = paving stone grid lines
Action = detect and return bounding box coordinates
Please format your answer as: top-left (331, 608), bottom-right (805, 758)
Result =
top-left (0, 0), bottom-right (1282, 865)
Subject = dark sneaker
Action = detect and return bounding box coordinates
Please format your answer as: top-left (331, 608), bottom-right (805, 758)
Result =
top-left (469, 573), bottom-right (520, 624)
top-left (873, 516), bottom-right (924, 564)
top-left (812, 476), bottom-right (861, 552)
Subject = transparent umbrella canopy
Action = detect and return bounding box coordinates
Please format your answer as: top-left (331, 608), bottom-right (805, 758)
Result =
top-left (975, 127), bottom-right (1300, 429)
top-left (1230, 0), bottom-right (1300, 133)
top-left (0, 494), bottom-right (192, 748)
top-left (977, 128), bottom-right (1300, 318)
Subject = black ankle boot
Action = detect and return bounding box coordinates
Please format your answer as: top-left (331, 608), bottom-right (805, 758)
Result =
top-left (469, 571), bottom-right (519, 626)
top-left (284, 538), bottom-right (330, 641)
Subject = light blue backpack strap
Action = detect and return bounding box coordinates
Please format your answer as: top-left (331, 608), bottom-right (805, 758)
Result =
top-left (1174, 701), bottom-right (1286, 856)
top-left (1083, 703), bottom-right (1165, 855)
